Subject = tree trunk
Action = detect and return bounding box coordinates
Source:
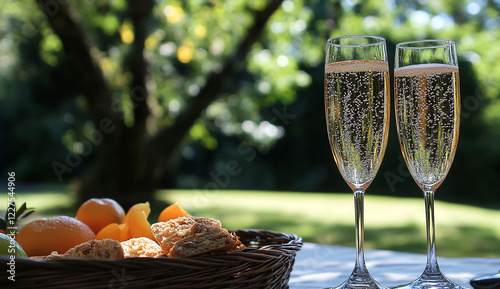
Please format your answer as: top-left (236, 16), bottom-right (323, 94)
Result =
top-left (77, 0), bottom-right (156, 209)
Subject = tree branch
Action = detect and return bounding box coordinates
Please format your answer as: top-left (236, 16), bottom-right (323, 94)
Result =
top-left (151, 0), bottom-right (284, 167)
top-left (324, 1), bottom-right (342, 41)
top-left (35, 0), bottom-right (122, 147)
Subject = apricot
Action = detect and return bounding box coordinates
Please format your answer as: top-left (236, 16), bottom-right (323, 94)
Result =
top-left (126, 202), bottom-right (155, 240)
top-left (158, 202), bottom-right (190, 222)
top-left (96, 223), bottom-right (127, 241)
top-left (95, 202), bottom-right (154, 242)
top-left (76, 198), bottom-right (125, 234)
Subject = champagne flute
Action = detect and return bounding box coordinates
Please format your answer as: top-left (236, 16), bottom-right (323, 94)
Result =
top-left (324, 35), bottom-right (390, 289)
top-left (393, 40), bottom-right (464, 289)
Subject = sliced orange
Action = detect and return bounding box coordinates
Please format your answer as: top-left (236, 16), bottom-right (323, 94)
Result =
top-left (95, 202), bottom-right (154, 242)
top-left (96, 223), bottom-right (127, 241)
top-left (158, 202), bottom-right (190, 222)
top-left (126, 202), bottom-right (155, 240)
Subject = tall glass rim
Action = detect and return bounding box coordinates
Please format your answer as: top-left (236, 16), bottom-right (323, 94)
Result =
top-left (395, 39), bottom-right (457, 68)
top-left (395, 39), bottom-right (455, 50)
top-left (327, 35), bottom-right (386, 48)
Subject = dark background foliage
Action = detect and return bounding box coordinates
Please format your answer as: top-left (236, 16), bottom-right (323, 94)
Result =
top-left (1, 0), bottom-right (499, 206)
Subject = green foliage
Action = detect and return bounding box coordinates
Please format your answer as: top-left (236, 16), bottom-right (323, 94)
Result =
top-left (1, 0), bottom-right (500, 203)
top-left (0, 202), bottom-right (35, 232)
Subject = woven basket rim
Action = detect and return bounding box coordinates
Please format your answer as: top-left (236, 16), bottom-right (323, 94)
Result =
top-left (1, 229), bottom-right (302, 288)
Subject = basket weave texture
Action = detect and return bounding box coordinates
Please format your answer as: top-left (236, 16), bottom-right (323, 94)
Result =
top-left (1, 229), bottom-right (302, 289)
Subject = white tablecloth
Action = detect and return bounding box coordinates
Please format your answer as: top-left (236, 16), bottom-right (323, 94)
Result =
top-left (289, 243), bottom-right (500, 289)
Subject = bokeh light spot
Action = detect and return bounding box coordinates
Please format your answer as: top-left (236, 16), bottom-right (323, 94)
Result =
top-left (164, 5), bottom-right (184, 24)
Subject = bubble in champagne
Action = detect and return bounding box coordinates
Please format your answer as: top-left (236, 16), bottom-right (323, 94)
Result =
top-left (325, 60), bottom-right (390, 189)
top-left (394, 63), bottom-right (460, 188)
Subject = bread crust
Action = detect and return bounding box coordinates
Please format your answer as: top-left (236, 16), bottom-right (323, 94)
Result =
top-left (151, 217), bottom-right (244, 257)
top-left (41, 239), bottom-right (124, 260)
top-left (151, 217), bottom-right (221, 254)
top-left (121, 237), bottom-right (164, 258)
top-left (168, 229), bottom-right (239, 257)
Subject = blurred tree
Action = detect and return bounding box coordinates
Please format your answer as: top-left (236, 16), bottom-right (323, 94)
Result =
top-left (1, 0), bottom-right (327, 207)
top-left (42, 0), bottom-right (289, 207)
top-left (1, 0), bottom-right (500, 206)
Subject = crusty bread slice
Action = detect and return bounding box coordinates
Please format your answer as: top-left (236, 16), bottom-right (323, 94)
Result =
top-left (168, 228), bottom-right (239, 257)
top-left (151, 217), bottom-right (222, 254)
top-left (42, 239), bottom-right (124, 260)
top-left (121, 237), bottom-right (164, 258)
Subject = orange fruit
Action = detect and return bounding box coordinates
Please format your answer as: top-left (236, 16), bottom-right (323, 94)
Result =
top-left (126, 202), bottom-right (155, 240)
top-left (158, 202), bottom-right (190, 222)
top-left (95, 223), bottom-right (126, 241)
top-left (120, 222), bottom-right (130, 241)
top-left (16, 216), bottom-right (95, 257)
top-left (95, 202), bottom-right (154, 242)
top-left (76, 198), bottom-right (125, 234)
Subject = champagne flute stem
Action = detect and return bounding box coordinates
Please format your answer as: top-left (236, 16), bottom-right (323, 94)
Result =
top-left (354, 190), bottom-right (367, 272)
top-left (423, 190), bottom-right (440, 273)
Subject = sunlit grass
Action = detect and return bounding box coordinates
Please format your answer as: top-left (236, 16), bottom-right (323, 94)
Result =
top-left (1, 188), bottom-right (499, 258)
top-left (156, 190), bottom-right (500, 258)
top-left (0, 188), bottom-right (77, 216)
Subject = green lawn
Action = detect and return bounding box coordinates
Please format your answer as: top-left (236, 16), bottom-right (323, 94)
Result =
top-left (157, 190), bottom-right (500, 258)
top-left (2, 188), bottom-right (499, 258)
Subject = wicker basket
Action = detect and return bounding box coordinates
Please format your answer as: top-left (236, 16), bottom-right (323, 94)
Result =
top-left (1, 229), bottom-right (302, 289)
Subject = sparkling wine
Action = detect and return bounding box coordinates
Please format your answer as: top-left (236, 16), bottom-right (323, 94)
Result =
top-left (325, 60), bottom-right (390, 190)
top-left (395, 63), bottom-right (460, 190)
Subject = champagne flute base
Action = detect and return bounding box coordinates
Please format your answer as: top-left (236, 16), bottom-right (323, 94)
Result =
top-left (324, 267), bottom-right (388, 289)
top-left (392, 270), bottom-right (466, 289)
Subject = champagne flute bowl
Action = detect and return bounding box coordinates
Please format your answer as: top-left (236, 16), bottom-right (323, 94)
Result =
top-left (393, 39), bottom-right (464, 289)
top-left (324, 35), bottom-right (390, 289)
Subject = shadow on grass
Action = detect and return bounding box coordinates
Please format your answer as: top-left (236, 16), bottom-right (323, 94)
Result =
top-left (438, 225), bottom-right (500, 257)
top-left (39, 205), bottom-right (79, 217)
